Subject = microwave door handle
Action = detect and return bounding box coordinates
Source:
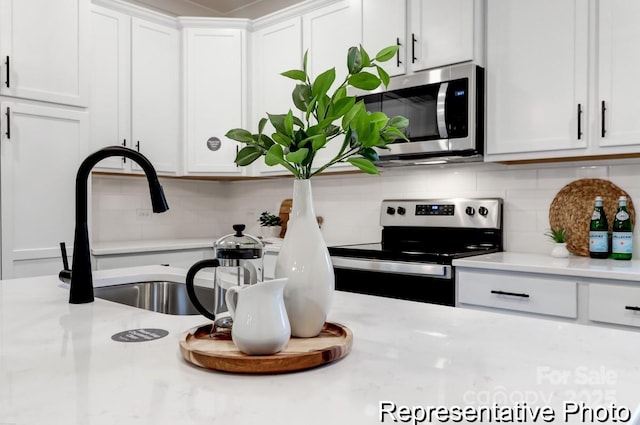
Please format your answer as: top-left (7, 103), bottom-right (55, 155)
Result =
top-left (436, 82), bottom-right (449, 138)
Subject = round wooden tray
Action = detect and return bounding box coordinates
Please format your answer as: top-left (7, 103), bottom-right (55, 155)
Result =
top-left (549, 178), bottom-right (635, 256)
top-left (179, 322), bottom-right (352, 374)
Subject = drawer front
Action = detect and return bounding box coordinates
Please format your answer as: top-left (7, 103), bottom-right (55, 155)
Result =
top-left (457, 269), bottom-right (577, 318)
top-left (589, 284), bottom-right (640, 328)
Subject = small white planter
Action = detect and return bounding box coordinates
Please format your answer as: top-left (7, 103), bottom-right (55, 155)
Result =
top-left (551, 243), bottom-right (570, 258)
top-left (261, 226), bottom-right (282, 239)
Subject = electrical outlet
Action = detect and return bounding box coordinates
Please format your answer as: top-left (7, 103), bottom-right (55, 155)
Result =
top-left (136, 209), bottom-right (152, 220)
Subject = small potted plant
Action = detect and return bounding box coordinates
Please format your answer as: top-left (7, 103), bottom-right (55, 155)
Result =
top-left (545, 227), bottom-right (570, 258)
top-left (258, 211), bottom-right (282, 239)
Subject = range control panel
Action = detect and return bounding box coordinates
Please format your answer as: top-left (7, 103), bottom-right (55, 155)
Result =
top-left (381, 198), bottom-right (503, 229)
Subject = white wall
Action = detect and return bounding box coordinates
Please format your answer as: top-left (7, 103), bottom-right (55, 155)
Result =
top-left (91, 159), bottom-right (640, 256)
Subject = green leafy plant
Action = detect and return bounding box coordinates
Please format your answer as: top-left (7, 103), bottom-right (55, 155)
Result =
top-left (545, 227), bottom-right (567, 243)
top-left (258, 211), bottom-right (282, 227)
top-left (226, 45), bottom-right (409, 179)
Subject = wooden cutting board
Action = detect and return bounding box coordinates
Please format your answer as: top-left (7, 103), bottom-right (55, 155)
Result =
top-left (179, 322), bottom-right (352, 374)
top-left (278, 198), bottom-right (292, 238)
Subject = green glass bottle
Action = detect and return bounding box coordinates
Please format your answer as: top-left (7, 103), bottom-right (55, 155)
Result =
top-left (611, 196), bottom-right (633, 260)
top-left (589, 196), bottom-right (609, 259)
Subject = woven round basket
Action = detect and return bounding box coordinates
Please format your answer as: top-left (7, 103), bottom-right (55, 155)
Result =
top-left (549, 178), bottom-right (635, 257)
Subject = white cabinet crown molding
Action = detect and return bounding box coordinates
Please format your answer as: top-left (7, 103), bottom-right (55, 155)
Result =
top-left (92, 0), bottom-right (178, 27)
top-left (177, 17), bottom-right (251, 30)
top-left (250, 0), bottom-right (340, 31)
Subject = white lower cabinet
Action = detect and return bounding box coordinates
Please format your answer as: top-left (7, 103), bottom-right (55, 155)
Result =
top-left (457, 266), bottom-right (640, 331)
top-left (588, 283), bottom-right (640, 329)
top-left (457, 269), bottom-right (577, 319)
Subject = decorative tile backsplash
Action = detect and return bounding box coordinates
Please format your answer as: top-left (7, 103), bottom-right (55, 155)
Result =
top-left (92, 159), bottom-right (640, 255)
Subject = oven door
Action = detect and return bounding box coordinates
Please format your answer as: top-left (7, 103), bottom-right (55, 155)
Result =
top-left (331, 257), bottom-right (454, 306)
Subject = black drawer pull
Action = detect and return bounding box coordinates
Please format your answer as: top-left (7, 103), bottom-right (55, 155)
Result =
top-left (577, 103), bottom-right (583, 140)
top-left (4, 56), bottom-right (9, 88)
top-left (5, 107), bottom-right (10, 139)
top-left (491, 290), bottom-right (530, 298)
top-left (625, 306), bottom-right (640, 312)
top-left (601, 100), bottom-right (607, 137)
top-left (396, 37), bottom-right (402, 67)
top-left (411, 33), bottom-right (417, 63)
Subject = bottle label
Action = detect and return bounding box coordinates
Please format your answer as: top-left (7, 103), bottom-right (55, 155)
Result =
top-left (616, 211), bottom-right (630, 221)
top-left (589, 231), bottom-right (609, 253)
top-left (612, 232), bottom-right (633, 254)
top-left (592, 211), bottom-right (601, 220)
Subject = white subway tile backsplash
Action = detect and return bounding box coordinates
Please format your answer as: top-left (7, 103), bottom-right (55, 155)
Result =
top-left (91, 158), bottom-right (640, 256)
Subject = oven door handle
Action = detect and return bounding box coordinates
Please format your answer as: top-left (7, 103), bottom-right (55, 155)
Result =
top-left (330, 257), bottom-right (451, 279)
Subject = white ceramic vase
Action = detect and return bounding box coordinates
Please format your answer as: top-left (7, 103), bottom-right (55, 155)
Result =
top-left (551, 243), bottom-right (570, 258)
top-left (275, 179), bottom-right (334, 337)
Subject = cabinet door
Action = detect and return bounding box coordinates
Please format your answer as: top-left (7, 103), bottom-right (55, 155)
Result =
top-left (131, 18), bottom-right (180, 175)
top-left (362, 0), bottom-right (406, 77)
top-left (251, 17), bottom-right (302, 176)
top-left (485, 0), bottom-right (588, 158)
top-left (409, 0), bottom-right (473, 72)
top-left (303, 1), bottom-right (361, 172)
top-left (89, 5), bottom-right (131, 171)
top-left (184, 28), bottom-right (244, 175)
top-left (597, 1), bottom-right (640, 149)
top-left (0, 0), bottom-right (88, 107)
top-left (0, 101), bottom-right (88, 279)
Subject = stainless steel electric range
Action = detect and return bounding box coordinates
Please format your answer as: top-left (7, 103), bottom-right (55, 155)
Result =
top-left (328, 198), bottom-right (503, 306)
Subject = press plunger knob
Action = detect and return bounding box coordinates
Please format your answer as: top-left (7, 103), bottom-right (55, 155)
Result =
top-left (232, 224), bottom-right (245, 236)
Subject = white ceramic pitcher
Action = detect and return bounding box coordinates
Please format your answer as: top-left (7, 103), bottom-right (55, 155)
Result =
top-left (225, 278), bottom-right (291, 355)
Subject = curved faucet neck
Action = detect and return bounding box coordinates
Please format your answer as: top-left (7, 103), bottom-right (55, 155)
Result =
top-left (69, 146), bottom-right (168, 304)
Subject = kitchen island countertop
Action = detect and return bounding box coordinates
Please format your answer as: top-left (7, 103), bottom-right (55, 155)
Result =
top-left (1, 265), bottom-right (639, 424)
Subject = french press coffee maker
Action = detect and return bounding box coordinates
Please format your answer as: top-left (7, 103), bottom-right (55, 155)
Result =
top-left (185, 224), bottom-right (264, 329)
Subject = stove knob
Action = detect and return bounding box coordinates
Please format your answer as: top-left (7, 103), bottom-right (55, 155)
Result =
top-left (397, 206), bottom-right (406, 215)
top-left (478, 206), bottom-right (489, 217)
top-left (386, 206), bottom-right (396, 215)
top-left (465, 206), bottom-right (475, 216)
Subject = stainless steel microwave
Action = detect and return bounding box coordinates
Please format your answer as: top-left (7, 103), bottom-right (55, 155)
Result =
top-left (356, 63), bottom-right (484, 166)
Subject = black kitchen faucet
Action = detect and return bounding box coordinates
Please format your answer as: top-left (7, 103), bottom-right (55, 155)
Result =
top-left (60, 146), bottom-right (169, 304)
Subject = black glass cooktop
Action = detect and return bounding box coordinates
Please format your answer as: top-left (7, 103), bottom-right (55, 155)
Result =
top-left (327, 242), bottom-right (499, 265)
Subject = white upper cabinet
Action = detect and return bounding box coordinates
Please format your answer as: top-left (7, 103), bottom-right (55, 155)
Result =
top-left (183, 26), bottom-right (246, 175)
top-left (89, 6), bottom-right (131, 171)
top-left (485, 0), bottom-right (588, 159)
top-left (0, 0), bottom-right (89, 107)
top-left (250, 17), bottom-right (302, 176)
top-left (130, 17), bottom-right (180, 175)
top-left (408, 0), bottom-right (480, 72)
top-left (89, 4), bottom-right (180, 175)
top-left (302, 0), bottom-right (362, 172)
top-left (486, 0), bottom-right (640, 162)
top-left (362, 0), bottom-right (406, 77)
top-left (597, 1), bottom-right (640, 150)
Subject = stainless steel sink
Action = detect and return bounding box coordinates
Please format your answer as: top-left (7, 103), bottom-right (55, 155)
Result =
top-left (94, 281), bottom-right (213, 315)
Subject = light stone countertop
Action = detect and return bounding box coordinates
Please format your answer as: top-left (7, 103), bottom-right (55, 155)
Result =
top-left (91, 238), bottom-right (285, 256)
top-left (1, 265), bottom-right (640, 424)
top-left (453, 251), bottom-right (640, 282)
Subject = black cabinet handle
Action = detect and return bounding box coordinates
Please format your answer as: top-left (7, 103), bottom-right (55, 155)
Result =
top-left (396, 37), bottom-right (402, 67)
top-left (4, 56), bottom-right (9, 88)
top-left (411, 33), bottom-right (417, 63)
top-left (577, 103), bottom-right (583, 140)
top-left (122, 139), bottom-right (127, 163)
top-left (135, 140), bottom-right (140, 151)
top-left (625, 306), bottom-right (640, 312)
top-left (491, 290), bottom-right (530, 298)
top-left (601, 100), bottom-right (607, 137)
top-left (5, 107), bottom-right (9, 139)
